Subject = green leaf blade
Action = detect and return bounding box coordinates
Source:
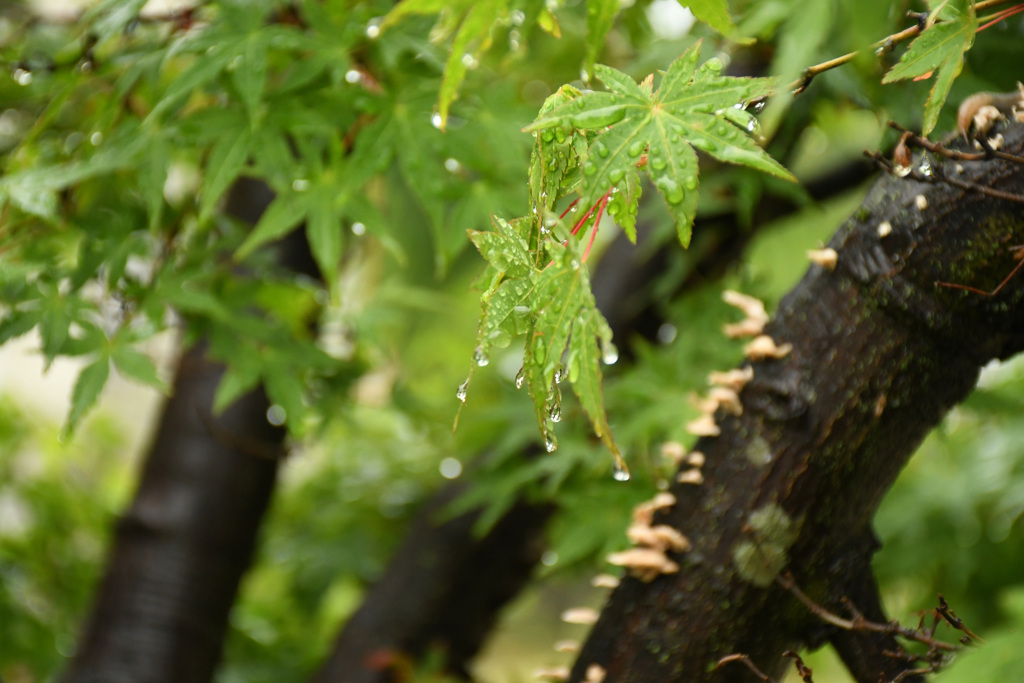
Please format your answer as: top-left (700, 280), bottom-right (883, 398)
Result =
top-left (65, 354), bottom-right (111, 438)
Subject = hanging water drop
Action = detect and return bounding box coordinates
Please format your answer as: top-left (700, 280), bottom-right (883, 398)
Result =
top-left (456, 379), bottom-right (469, 402)
top-left (602, 343), bottom-right (619, 365)
top-left (545, 434), bottom-right (558, 452)
top-left (548, 402), bottom-right (562, 423)
top-left (365, 18), bottom-right (382, 39)
top-left (554, 364), bottom-right (565, 383)
top-left (473, 346), bottom-right (489, 367)
top-left (893, 164), bottom-right (912, 178)
top-left (609, 167), bottom-right (626, 183)
top-left (612, 458), bottom-right (631, 481)
top-left (431, 112), bottom-right (443, 129)
top-left (515, 366), bottom-right (525, 389)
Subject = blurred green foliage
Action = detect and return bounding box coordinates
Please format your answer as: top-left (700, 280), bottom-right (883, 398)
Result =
top-left (1, 1), bottom-right (1024, 682)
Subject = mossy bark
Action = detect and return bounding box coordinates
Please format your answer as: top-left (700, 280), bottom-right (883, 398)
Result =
top-left (571, 123), bottom-right (1024, 682)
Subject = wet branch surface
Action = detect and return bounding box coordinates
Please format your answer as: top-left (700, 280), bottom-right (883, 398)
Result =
top-left (570, 121), bottom-right (1024, 682)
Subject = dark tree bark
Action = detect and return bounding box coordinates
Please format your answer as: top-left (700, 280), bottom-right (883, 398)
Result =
top-left (570, 123), bottom-right (1024, 682)
top-left (62, 180), bottom-right (297, 683)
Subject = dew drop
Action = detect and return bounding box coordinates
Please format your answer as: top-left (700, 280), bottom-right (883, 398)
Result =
top-left (461, 53), bottom-right (478, 69)
top-left (444, 157), bottom-right (462, 173)
top-left (746, 118), bottom-right (759, 133)
top-left (351, 221), bottom-right (366, 236)
top-left (548, 402), bottom-right (562, 423)
top-left (609, 167), bottom-right (626, 183)
top-left (456, 379), bottom-right (469, 402)
top-left (366, 18), bottom-right (382, 39)
top-left (580, 68), bottom-right (590, 84)
top-left (656, 177), bottom-right (684, 204)
top-left (612, 458), bottom-right (631, 481)
top-left (545, 434), bottom-right (558, 452)
top-left (583, 162), bottom-right (597, 176)
top-left (292, 178), bottom-right (310, 191)
top-left (650, 157), bottom-right (667, 171)
top-left (473, 346), bottom-right (489, 367)
top-left (554, 364), bottom-right (566, 383)
top-left (570, 259), bottom-right (581, 271)
top-left (917, 156), bottom-right (934, 177)
top-left (515, 366), bottom-right (526, 389)
top-left (344, 69), bottom-right (362, 84)
top-left (683, 175), bottom-right (698, 191)
top-left (431, 112), bottom-right (443, 129)
top-left (511, 9), bottom-right (526, 25)
top-left (90, 131), bottom-right (103, 146)
top-left (628, 141), bottom-right (645, 157)
top-left (594, 142), bottom-right (610, 158)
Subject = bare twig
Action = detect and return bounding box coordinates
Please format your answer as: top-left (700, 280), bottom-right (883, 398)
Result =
top-left (888, 121), bottom-right (1024, 166)
top-left (715, 653), bottom-right (775, 681)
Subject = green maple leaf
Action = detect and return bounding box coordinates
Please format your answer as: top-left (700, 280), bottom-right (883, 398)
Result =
top-left (524, 42), bottom-right (794, 247)
top-left (466, 217), bottom-right (625, 475)
top-left (882, 0), bottom-right (976, 135)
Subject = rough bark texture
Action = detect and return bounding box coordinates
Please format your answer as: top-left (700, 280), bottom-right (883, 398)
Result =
top-left (571, 123), bottom-right (1024, 682)
top-left (62, 180), bottom-right (291, 683)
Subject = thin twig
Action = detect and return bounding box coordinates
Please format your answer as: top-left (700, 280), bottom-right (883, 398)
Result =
top-left (715, 654), bottom-right (774, 681)
top-left (788, 0), bottom-right (1020, 94)
top-left (888, 121), bottom-right (1024, 166)
top-left (776, 573), bottom-right (960, 653)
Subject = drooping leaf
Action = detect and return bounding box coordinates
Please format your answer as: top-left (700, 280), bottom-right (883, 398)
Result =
top-left (64, 354), bottom-right (111, 437)
top-left (111, 344), bottom-right (169, 393)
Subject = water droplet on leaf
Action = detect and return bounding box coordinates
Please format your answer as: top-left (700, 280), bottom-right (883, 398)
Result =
top-left (545, 434), bottom-right (558, 452)
top-left (456, 379), bottom-right (469, 402)
top-left (431, 112), bottom-right (443, 129)
top-left (656, 177), bottom-right (684, 205)
top-left (548, 402), bottom-right (562, 422)
top-left (515, 366), bottom-right (525, 389)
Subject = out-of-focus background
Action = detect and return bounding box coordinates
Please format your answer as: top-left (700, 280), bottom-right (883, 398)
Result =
top-left (3, 1), bottom-right (1024, 681)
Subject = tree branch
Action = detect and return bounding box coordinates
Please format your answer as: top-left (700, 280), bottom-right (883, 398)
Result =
top-left (569, 120), bottom-right (1024, 682)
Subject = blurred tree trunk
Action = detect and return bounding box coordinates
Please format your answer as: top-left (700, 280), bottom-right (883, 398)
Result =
top-left (569, 125), bottom-right (1024, 682)
top-left (61, 180), bottom-right (297, 683)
